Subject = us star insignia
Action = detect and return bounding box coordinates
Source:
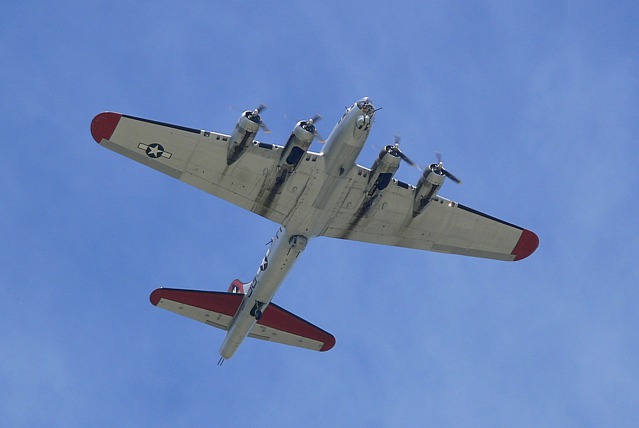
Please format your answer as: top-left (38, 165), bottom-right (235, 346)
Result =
top-left (138, 143), bottom-right (172, 159)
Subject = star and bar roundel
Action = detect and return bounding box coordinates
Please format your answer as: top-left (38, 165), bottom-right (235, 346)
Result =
top-left (138, 142), bottom-right (172, 159)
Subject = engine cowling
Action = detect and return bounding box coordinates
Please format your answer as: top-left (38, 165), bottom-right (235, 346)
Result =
top-left (275, 120), bottom-right (316, 184)
top-left (412, 164), bottom-right (446, 216)
top-left (361, 145), bottom-right (401, 208)
top-left (226, 110), bottom-right (262, 165)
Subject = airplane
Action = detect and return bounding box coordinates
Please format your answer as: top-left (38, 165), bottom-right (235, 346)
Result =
top-left (90, 97), bottom-right (539, 364)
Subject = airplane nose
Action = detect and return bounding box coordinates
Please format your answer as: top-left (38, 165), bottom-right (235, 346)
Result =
top-left (356, 97), bottom-right (375, 115)
top-left (356, 114), bottom-right (371, 129)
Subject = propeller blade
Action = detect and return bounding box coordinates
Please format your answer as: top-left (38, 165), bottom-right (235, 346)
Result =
top-left (250, 104), bottom-right (270, 133)
top-left (433, 152), bottom-right (462, 184)
top-left (301, 114), bottom-right (324, 142)
top-left (259, 121), bottom-right (271, 133)
top-left (399, 151), bottom-right (417, 167)
top-left (391, 135), bottom-right (419, 168)
top-left (444, 170), bottom-right (462, 184)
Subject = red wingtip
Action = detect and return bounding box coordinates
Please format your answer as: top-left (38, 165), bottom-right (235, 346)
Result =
top-left (91, 112), bottom-right (122, 143)
top-left (149, 288), bottom-right (163, 306)
top-left (512, 229), bottom-right (539, 261)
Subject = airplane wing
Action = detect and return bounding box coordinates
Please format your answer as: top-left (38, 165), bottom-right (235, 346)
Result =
top-left (150, 288), bottom-right (335, 352)
top-left (321, 166), bottom-right (539, 261)
top-left (91, 112), bottom-right (537, 261)
top-left (91, 112), bottom-right (297, 224)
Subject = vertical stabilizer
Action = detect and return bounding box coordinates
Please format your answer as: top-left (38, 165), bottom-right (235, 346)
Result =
top-left (228, 279), bottom-right (246, 294)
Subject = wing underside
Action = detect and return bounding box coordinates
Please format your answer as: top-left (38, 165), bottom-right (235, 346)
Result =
top-left (91, 112), bottom-right (301, 224)
top-left (321, 166), bottom-right (538, 261)
top-left (91, 112), bottom-right (537, 261)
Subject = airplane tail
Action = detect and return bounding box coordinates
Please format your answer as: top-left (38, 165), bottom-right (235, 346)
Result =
top-left (227, 278), bottom-right (247, 294)
top-left (149, 286), bottom-right (335, 353)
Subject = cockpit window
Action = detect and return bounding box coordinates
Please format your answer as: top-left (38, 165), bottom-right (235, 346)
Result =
top-left (356, 97), bottom-right (375, 116)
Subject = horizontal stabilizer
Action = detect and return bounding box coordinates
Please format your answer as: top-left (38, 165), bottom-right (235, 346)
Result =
top-left (150, 288), bottom-right (335, 352)
top-left (249, 300), bottom-right (335, 352)
top-left (150, 288), bottom-right (243, 330)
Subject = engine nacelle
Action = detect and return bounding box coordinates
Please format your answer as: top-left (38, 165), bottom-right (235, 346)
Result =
top-left (226, 110), bottom-right (262, 165)
top-left (361, 145), bottom-right (401, 208)
top-left (413, 164), bottom-right (446, 216)
top-left (275, 120), bottom-right (315, 184)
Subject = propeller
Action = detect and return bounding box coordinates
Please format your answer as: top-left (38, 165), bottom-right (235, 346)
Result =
top-left (387, 135), bottom-right (420, 169)
top-left (432, 152), bottom-right (462, 184)
top-left (301, 114), bottom-right (325, 142)
top-left (246, 104), bottom-right (271, 133)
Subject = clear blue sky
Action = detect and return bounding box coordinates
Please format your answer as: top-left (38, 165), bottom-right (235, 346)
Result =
top-left (2, 1), bottom-right (638, 426)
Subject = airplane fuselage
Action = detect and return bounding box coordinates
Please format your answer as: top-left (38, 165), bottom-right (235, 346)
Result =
top-left (219, 98), bottom-right (376, 360)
